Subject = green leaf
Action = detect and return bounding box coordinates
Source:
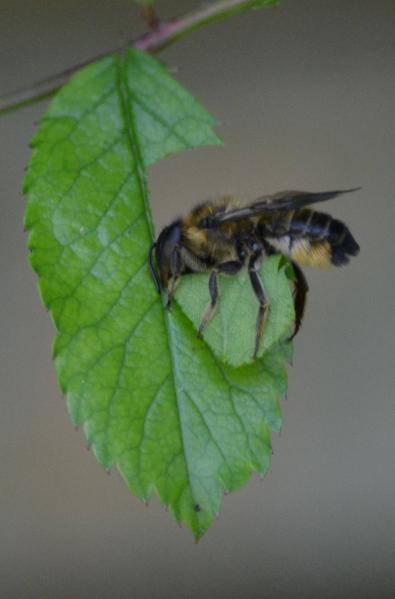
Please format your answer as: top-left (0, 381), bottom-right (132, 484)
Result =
top-left (176, 255), bottom-right (295, 367)
top-left (24, 49), bottom-right (291, 538)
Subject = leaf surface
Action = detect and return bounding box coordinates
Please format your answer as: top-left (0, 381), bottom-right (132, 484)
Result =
top-left (176, 255), bottom-right (295, 367)
top-left (24, 49), bottom-right (291, 537)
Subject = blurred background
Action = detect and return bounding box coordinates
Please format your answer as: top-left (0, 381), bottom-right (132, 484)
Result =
top-left (1, 1), bottom-right (394, 597)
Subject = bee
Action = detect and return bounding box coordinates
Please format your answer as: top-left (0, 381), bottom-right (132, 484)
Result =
top-left (148, 189), bottom-right (360, 357)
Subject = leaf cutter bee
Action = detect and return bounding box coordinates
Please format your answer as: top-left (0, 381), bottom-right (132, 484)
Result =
top-left (148, 189), bottom-right (360, 357)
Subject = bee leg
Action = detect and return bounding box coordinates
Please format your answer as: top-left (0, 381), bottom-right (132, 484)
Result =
top-left (165, 276), bottom-right (180, 309)
top-left (165, 248), bottom-right (182, 309)
top-left (289, 261), bottom-right (309, 339)
top-left (197, 260), bottom-right (243, 338)
top-left (249, 253), bottom-right (269, 359)
top-left (197, 270), bottom-right (218, 338)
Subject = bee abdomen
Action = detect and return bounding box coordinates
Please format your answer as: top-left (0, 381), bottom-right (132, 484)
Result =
top-left (327, 218), bottom-right (360, 266)
top-left (263, 210), bottom-right (359, 268)
top-left (270, 209), bottom-right (332, 239)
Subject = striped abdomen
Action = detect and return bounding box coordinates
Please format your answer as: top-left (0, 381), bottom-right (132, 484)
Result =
top-left (259, 209), bottom-right (360, 268)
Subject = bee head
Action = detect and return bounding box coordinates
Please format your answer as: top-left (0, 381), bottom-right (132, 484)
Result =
top-left (148, 221), bottom-right (182, 292)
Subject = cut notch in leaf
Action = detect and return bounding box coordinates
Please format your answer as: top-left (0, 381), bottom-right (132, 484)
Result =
top-left (24, 48), bottom-right (292, 538)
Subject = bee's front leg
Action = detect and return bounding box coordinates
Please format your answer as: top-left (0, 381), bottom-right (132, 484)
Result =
top-left (197, 260), bottom-right (243, 339)
top-left (197, 270), bottom-right (218, 337)
top-left (165, 276), bottom-right (180, 310)
top-left (165, 247), bottom-right (182, 309)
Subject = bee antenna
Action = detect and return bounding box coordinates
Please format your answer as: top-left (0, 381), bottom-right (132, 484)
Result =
top-left (148, 242), bottom-right (161, 293)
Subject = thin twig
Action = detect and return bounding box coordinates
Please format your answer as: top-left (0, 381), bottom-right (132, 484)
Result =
top-left (0, 46), bottom-right (126, 116)
top-left (139, 4), bottom-right (161, 31)
top-left (135, 0), bottom-right (277, 52)
top-left (0, 0), bottom-right (277, 116)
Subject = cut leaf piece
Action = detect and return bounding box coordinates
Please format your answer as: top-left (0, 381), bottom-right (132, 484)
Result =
top-left (176, 255), bottom-right (295, 367)
top-left (24, 49), bottom-right (291, 538)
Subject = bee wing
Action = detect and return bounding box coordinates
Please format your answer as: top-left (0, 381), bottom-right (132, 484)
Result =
top-left (202, 188), bottom-right (360, 227)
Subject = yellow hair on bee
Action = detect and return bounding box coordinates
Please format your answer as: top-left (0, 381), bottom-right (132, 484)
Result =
top-left (183, 226), bottom-right (208, 251)
top-left (183, 196), bottom-right (241, 227)
top-left (181, 197), bottom-right (244, 261)
top-left (291, 239), bottom-right (332, 269)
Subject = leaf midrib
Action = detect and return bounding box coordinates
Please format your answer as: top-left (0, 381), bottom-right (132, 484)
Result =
top-left (115, 53), bottom-right (153, 238)
top-left (115, 51), bottom-right (199, 515)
